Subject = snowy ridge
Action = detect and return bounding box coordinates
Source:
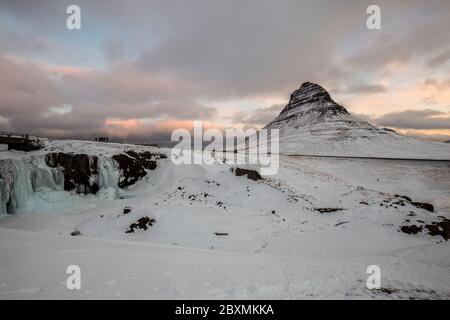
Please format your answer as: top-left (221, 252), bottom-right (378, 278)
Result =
top-left (259, 82), bottom-right (450, 160)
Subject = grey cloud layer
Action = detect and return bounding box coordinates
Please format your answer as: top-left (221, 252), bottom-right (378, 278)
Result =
top-left (231, 104), bottom-right (284, 126)
top-left (0, 0), bottom-right (450, 141)
top-left (373, 109), bottom-right (450, 130)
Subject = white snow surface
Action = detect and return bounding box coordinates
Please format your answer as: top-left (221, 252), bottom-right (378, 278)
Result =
top-left (0, 139), bottom-right (449, 299)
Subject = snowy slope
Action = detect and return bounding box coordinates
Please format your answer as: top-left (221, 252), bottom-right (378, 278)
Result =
top-left (258, 82), bottom-right (450, 160)
top-left (0, 139), bottom-right (449, 299)
top-left (1, 227), bottom-right (449, 299)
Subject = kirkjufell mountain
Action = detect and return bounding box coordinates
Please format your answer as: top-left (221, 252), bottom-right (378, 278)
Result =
top-left (254, 82), bottom-right (450, 159)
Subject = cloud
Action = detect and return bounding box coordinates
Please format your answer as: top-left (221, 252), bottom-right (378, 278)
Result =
top-left (1, 1), bottom-right (450, 142)
top-left (0, 55), bottom-right (63, 118)
top-left (0, 55), bottom-right (218, 140)
top-left (231, 104), bottom-right (284, 126)
top-left (426, 49), bottom-right (450, 68)
top-left (372, 109), bottom-right (450, 130)
top-left (400, 130), bottom-right (450, 142)
top-left (345, 83), bottom-right (387, 94)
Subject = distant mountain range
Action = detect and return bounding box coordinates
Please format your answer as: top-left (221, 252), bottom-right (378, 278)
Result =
top-left (250, 82), bottom-right (450, 160)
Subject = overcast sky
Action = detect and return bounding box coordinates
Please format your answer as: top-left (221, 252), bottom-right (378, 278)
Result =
top-left (0, 0), bottom-right (449, 142)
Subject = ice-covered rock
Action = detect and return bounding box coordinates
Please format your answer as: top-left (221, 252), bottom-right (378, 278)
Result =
top-left (0, 156), bottom-right (64, 214)
top-left (112, 150), bottom-right (162, 188)
top-left (45, 152), bottom-right (99, 194)
top-left (0, 147), bottom-right (167, 214)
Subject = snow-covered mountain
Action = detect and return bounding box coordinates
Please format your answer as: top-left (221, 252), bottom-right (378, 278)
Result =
top-left (261, 82), bottom-right (450, 159)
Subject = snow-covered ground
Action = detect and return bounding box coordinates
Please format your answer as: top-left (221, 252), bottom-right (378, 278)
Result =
top-left (0, 139), bottom-right (449, 299)
top-left (1, 227), bottom-right (448, 299)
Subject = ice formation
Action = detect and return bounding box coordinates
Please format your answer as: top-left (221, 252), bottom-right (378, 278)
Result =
top-left (0, 154), bottom-right (121, 214)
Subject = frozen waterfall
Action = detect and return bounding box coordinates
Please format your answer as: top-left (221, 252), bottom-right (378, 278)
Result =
top-left (0, 154), bottom-right (122, 214)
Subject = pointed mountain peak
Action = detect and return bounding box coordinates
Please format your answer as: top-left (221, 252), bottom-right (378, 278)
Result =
top-left (276, 82), bottom-right (349, 118)
top-left (288, 82), bottom-right (334, 105)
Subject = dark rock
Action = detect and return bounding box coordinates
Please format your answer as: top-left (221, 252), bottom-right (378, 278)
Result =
top-left (315, 208), bottom-right (344, 214)
top-left (378, 287), bottom-right (399, 295)
top-left (46, 152), bottom-right (99, 194)
top-left (125, 216), bottom-right (155, 233)
top-left (394, 194), bottom-right (412, 202)
top-left (411, 202), bottom-right (434, 213)
top-left (214, 232), bottom-right (229, 236)
top-left (427, 218), bottom-right (450, 241)
top-left (400, 225), bottom-right (423, 235)
top-left (113, 151), bottom-right (165, 188)
top-left (0, 135), bottom-right (42, 151)
top-left (112, 154), bottom-right (147, 188)
top-left (125, 150), bottom-right (158, 170)
top-left (425, 224), bottom-right (441, 237)
top-left (233, 168), bottom-right (262, 181)
top-left (70, 229), bottom-right (81, 236)
top-left (123, 206), bottom-right (132, 214)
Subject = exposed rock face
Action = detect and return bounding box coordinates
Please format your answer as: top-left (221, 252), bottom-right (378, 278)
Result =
top-left (112, 150), bottom-right (165, 188)
top-left (125, 216), bottom-right (155, 233)
top-left (393, 194), bottom-right (434, 213)
top-left (315, 208), bottom-right (344, 214)
top-left (112, 154), bottom-right (147, 188)
top-left (277, 82), bottom-right (349, 118)
top-left (411, 202), bottom-right (434, 213)
top-left (426, 219), bottom-right (450, 240)
top-left (400, 217), bottom-right (449, 241)
top-left (400, 225), bottom-right (423, 235)
top-left (0, 135), bottom-right (42, 152)
top-left (45, 152), bottom-right (99, 194)
top-left (233, 168), bottom-right (263, 181)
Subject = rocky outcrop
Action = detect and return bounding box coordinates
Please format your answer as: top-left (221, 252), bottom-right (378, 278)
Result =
top-left (0, 135), bottom-right (42, 152)
top-left (400, 217), bottom-right (450, 241)
top-left (279, 82), bottom-right (349, 116)
top-left (112, 150), bottom-right (166, 188)
top-left (233, 167), bottom-right (263, 181)
top-left (400, 225), bottom-right (423, 235)
top-left (393, 194), bottom-right (434, 213)
top-left (45, 153), bottom-right (99, 194)
top-left (125, 216), bottom-right (156, 233)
